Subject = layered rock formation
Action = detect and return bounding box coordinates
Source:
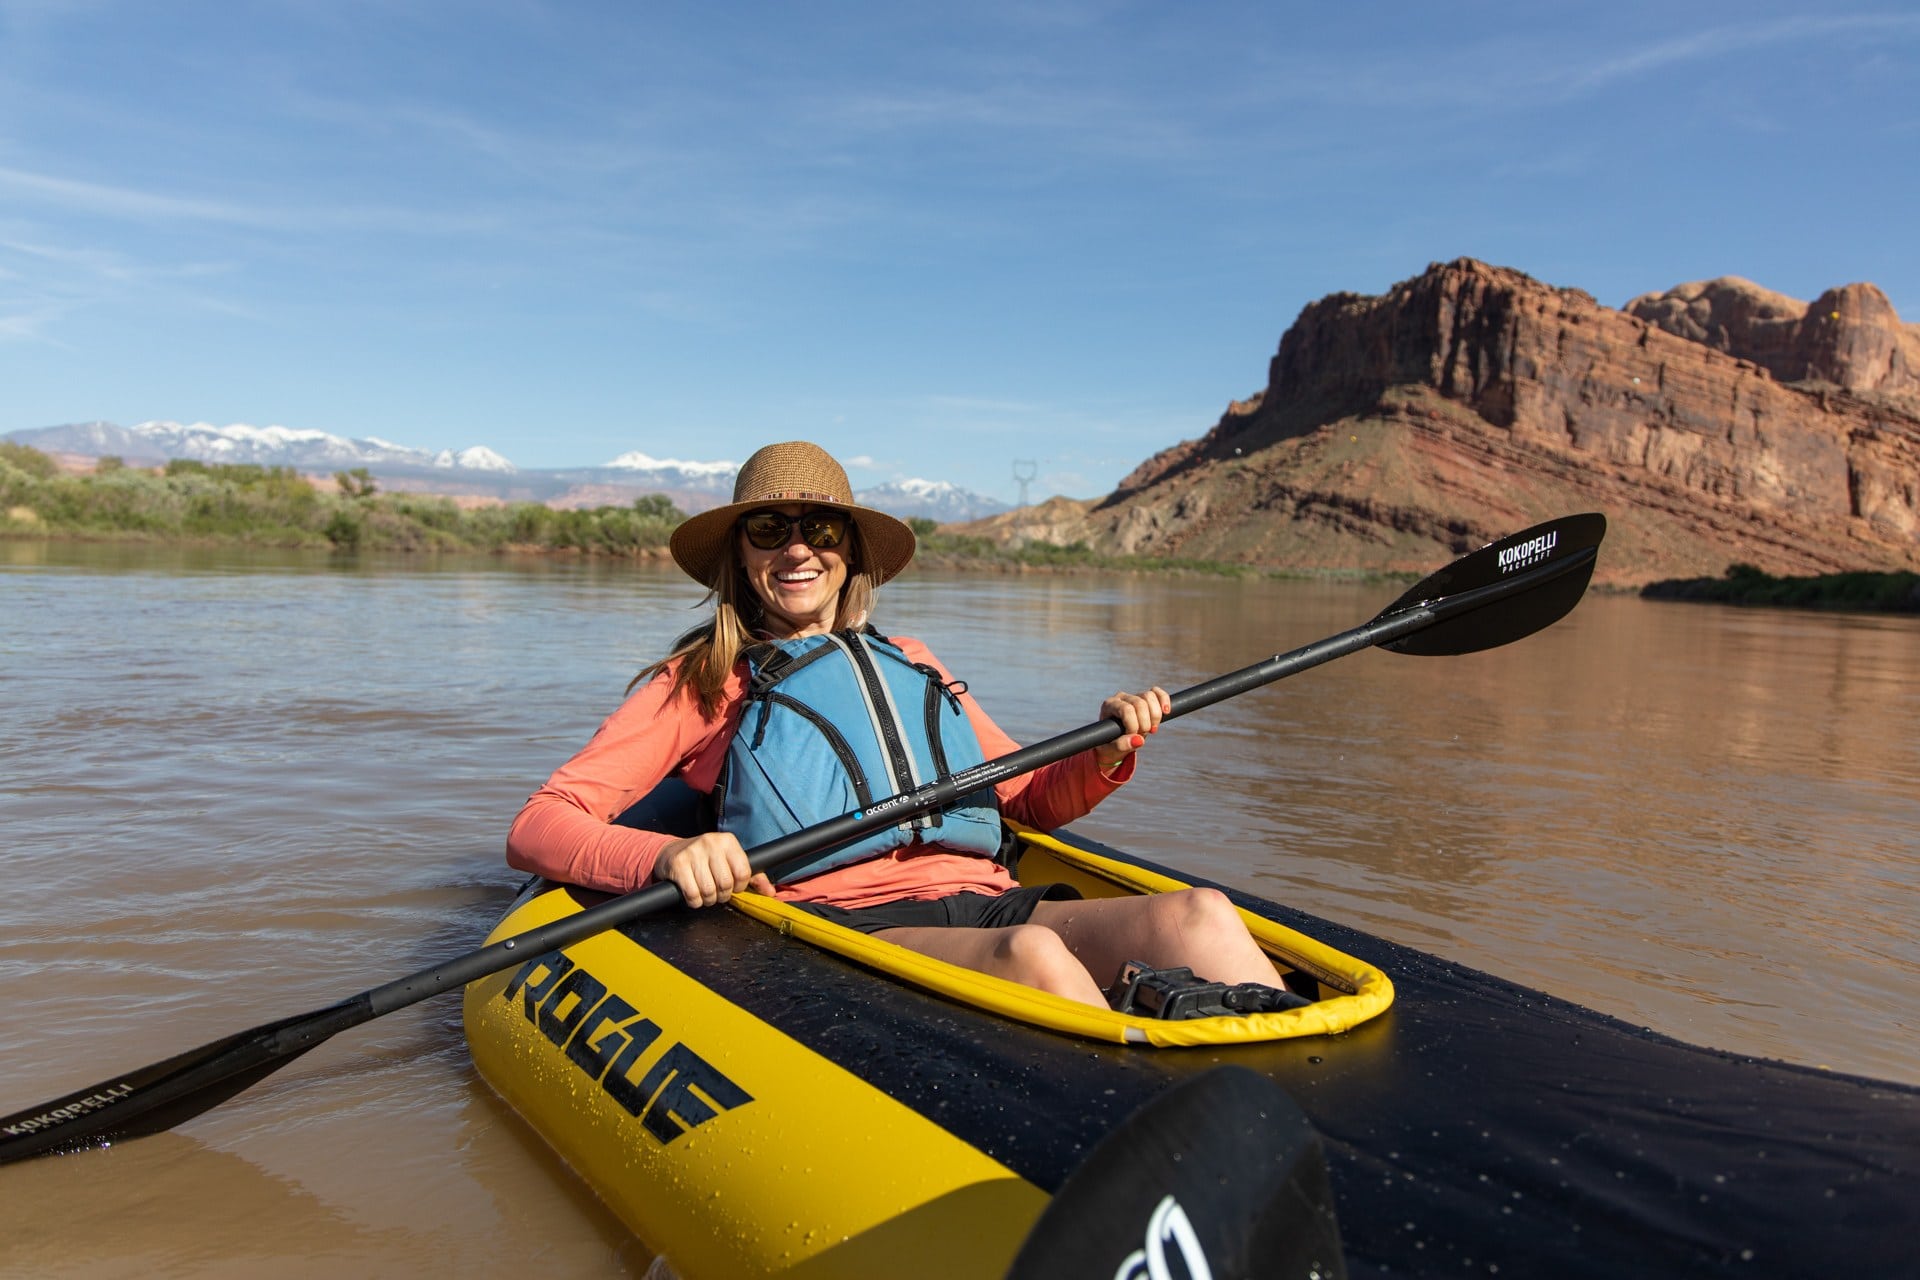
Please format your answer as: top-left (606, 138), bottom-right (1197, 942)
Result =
top-left (1628, 277), bottom-right (1920, 401)
top-left (977, 260), bottom-right (1920, 585)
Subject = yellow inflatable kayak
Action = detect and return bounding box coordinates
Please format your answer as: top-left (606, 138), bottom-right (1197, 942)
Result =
top-left (461, 819), bottom-right (1384, 1279)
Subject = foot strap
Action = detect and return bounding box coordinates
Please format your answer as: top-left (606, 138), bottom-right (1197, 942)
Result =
top-left (1105, 960), bottom-right (1311, 1020)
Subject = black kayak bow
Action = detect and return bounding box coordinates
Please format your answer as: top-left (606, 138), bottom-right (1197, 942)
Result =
top-left (1006, 1065), bottom-right (1347, 1280)
top-left (0, 512), bottom-right (1604, 1167)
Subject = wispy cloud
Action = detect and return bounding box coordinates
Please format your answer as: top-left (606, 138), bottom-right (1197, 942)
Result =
top-left (0, 310), bottom-right (55, 342)
top-left (1225, 11), bottom-right (1920, 119)
top-left (0, 226), bottom-right (257, 341)
top-left (915, 394), bottom-right (1048, 417)
top-left (0, 165), bottom-right (502, 236)
top-left (0, 166), bottom-right (274, 226)
top-left (1564, 14), bottom-right (1920, 91)
top-left (0, 234), bottom-right (231, 283)
top-left (806, 76), bottom-right (1220, 175)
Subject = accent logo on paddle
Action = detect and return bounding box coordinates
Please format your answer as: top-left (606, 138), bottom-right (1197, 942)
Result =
top-left (1117, 1194), bottom-right (1214, 1280)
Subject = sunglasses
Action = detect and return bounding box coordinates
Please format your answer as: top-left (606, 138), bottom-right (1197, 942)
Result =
top-left (739, 508), bottom-right (850, 551)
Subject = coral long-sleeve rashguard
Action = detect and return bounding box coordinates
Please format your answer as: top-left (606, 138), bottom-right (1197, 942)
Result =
top-left (506, 635), bottom-right (1133, 908)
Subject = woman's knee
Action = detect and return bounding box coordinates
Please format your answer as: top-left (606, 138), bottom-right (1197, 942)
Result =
top-left (1163, 887), bottom-right (1277, 982)
top-left (1162, 886), bottom-right (1241, 934)
top-left (991, 925), bottom-right (1097, 997)
top-left (992, 923), bottom-right (1075, 972)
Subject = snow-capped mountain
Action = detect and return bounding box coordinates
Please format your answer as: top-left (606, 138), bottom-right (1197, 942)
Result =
top-left (432, 445), bottom-right (516, 473)
top-left (4, 421), bottom-right (1011, 521)
top-left (596, 461), bottom-right (1008, 520)
top-left (5, 420), bottom-right (517, 473)
top-left (597, 451), bottom-right (740, 497)
top-left (566, 452), bottom-right (1007, 519)
top-left (854, 478), bottom-right (1008, 522)
top-left (5, 421), bottom-right (150, 459)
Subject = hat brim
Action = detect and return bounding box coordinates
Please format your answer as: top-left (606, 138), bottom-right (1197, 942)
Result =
top-left (670, 499), bottom-right (918, 587)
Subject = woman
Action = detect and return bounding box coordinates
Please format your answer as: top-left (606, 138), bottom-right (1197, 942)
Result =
top-left (507, 441), bottom-right (1285, 1009)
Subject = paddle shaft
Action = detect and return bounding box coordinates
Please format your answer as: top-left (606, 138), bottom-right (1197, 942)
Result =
top-left (364, 539), bottom-right (1595, 1016)
top-left (1, 515), bottom-right (1599, 1163)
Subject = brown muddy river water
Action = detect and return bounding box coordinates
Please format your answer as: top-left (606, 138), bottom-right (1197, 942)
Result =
top-left (2, 540), bottom-right (1916, 1276)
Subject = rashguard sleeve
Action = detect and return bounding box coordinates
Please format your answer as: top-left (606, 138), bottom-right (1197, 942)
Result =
top-left (505, 672), bottom-right (735, 893)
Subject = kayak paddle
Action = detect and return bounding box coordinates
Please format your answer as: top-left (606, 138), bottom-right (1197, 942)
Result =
top-left (0, 512), bottom-right (1604, 1166)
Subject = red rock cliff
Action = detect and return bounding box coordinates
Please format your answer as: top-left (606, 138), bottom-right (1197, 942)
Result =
top-left (1628, 277), bottom-right (1920, 401)
top-left (1079, 259), bottom-right (1920, 585)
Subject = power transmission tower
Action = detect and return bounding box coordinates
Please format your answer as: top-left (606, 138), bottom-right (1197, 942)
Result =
top-left (1012, 459), bottom-right (1038, 508)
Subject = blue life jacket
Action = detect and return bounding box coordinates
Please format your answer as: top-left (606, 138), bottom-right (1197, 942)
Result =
top-left (718, 629), bottom-right (1003, 884)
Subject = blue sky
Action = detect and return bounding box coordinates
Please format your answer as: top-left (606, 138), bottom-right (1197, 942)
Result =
top-left (3, 2), bottom-right (1916, 502)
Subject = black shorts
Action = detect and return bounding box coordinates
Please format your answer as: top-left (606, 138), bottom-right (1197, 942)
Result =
top-left (785, 882), bottom-right (1083, 935)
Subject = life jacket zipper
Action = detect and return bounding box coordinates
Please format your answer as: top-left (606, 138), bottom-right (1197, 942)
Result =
top-left (829, 632), bottom-right (925, 830)
top-left (754, 691), bottom-right (875, 810)
top-left (912, 662), bottom-right (966, 777)
top-left (923, 683), bottom-right (954, 778)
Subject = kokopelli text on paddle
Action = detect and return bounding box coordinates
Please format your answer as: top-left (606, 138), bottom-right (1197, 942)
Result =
top-left (502, 950), bottom-right (752, 1144)
top-left (1498, 530), bottom-right (1558, 573)
top-left (1, 1083), bottom-right (135, 1137)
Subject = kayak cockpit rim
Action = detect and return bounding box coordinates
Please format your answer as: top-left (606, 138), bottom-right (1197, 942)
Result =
top-left (704, 823), bottom-right (1395, 1048)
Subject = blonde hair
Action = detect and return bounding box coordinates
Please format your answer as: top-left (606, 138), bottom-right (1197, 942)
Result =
top-left (631, 521), bottom-right (877, 719)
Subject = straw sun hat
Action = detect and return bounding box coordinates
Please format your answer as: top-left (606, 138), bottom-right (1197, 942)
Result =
top-left (668, 441), bottom-right (918, 587)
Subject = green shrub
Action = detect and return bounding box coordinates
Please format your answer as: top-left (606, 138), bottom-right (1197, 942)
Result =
top-left (324, 509), bottom-right (363, 549)
top-left (2, 457), bottom-right (697, 558)
top-left (335, 467), bottom-right (379, 500)
top-left (1641, 563), bottom-right (1920, 613)
top-left (0, 442), bottom-right (59, 480)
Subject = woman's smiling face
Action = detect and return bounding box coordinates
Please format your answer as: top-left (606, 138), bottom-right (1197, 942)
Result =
top-left (738, 504), bottom-right (850, 637)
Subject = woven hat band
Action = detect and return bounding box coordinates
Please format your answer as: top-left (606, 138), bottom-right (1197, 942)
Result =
top-left (751, 489), bottom-right (843, 504)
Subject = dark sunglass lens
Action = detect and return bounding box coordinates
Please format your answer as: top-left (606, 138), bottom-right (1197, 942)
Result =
top-left (741, 513), bottom-right (790, 549)
top-left (800, 514), bottom-right (847, 548)
top-left (741, 510), bottom-right (846, 550)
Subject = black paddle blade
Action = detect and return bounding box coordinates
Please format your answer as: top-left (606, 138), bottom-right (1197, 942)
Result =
top-left (1375, 512), bottom-right (1606, 656)
top-left (0, 996), bottom-right (369, 1166)
top-left (1005, 1066), bottom-right (1345, 1280)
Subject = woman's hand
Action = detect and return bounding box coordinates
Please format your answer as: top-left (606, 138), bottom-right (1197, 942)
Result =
top-left (1093, 686), bottom-right (1172, 770)
top-left (653, 831), bottom-right (774, 907)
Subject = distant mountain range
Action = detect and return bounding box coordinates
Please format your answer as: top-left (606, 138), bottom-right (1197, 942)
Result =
top-left (4, 420), bottom-right (1010, 522)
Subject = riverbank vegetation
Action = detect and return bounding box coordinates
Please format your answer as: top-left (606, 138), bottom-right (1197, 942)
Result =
top-left (2, 443), bottom-right (1263, 573)
top-left (908, 523), bottom-right (1272, 576)
top-left (1641, 562), bottom-right (1920, 613)
top-left (34, 444), bottom-right (1828, 590)
top-left (1, 444), bottom-right (684, 555)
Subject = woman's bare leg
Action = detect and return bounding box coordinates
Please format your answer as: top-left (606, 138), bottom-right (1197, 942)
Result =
top-left (874, 889), bottom-right (1280, 1008)
top-left (873, 922), bottom-right (1107, 1006)
top-left (1029, 888), bottom-right (1282, 994)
